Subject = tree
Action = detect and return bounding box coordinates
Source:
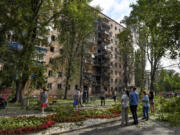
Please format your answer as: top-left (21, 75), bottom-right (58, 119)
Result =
top-left (117, 29), bottom-right (134, 88)
top-left (135, 49), bottom-right (146, 91)
top-left (155, 69), bottom-right (180, 92)
top-left (126, 0), bottom-right (180, 91)
top-left (54, 0), bottom-right (98, 99)
top-left (0, 0), bottom-right (62, 104)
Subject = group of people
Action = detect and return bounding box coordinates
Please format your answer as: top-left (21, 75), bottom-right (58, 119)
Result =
top-left (73, 86), bottom-right (89, 108)
top-left (121, 87), bottom-right (154, 126)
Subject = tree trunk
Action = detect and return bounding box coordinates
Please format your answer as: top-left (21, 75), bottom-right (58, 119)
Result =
top-left (64, 62), bottom-right (71, 99)
top-left (15, 80), bottom-right (26, 105)
top-left (150, 68), bottom-right (156, 91)
top-left (79, 43), bottom-right (84, 92)
top-left (123, 57), bottom-right (128, 89)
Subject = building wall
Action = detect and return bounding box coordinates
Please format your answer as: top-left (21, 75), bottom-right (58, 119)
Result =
top-left (32, 12), bottom-right (135, 97)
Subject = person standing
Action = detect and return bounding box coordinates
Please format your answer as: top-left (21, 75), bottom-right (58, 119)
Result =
top-left (121, 90), bottom-right (129, 126)
top-left (40, 88), bottom-right (48, 114)
top-left (113, 90), bottom-right (117, 103)
top-left (73, 87), bottom-right (81, 109)
top-left (142, 91), bottom-right (150, 120)
top-left (149, 91), bottom-right (154, 113)
top-left (129, 87), bottom-right (139, 125)
top-left (100, 86), bottom-right (106, 106)
top-left (83, 86), bottom-right (89, 104)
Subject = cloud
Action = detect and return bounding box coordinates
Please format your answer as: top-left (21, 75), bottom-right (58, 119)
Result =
top-left (90, 0), bottom-right (137, 23)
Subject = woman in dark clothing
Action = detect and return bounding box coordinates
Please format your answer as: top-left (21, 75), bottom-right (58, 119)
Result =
top-left (149, 91), bottom-right (154, 113)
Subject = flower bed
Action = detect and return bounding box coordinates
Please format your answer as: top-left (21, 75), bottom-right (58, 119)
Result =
top-left (47, 107), bottom-right (120, 123)
top-left (0, 105), bottom-right (121, 134)
top-left (0, 117), bottom-right (55, 135)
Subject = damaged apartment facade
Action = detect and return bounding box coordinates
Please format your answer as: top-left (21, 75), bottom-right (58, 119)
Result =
top-left (43, 12), bottom-right (135, 96)
top-left (2, 12), bottom-right (135, 97)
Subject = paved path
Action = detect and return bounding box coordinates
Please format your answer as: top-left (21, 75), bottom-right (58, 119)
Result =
top-left (60, 119), bottom-right (180, 135)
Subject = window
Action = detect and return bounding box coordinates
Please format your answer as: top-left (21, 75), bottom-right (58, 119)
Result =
top-left (115, 71), bottom-right (117, 75)
top-left (119, 64), bottom-right (121, 68)
top-left (59, 49), bottom-right (63, 54)
top-left (47, 83), bottom-right (52, 89)
top-left (111, 39), bottom-right (113, 43)
top-left (115, 63), bottom-right (117, 67)
top-left (111, 79), bottom-right (113, 83)
top-left (110, 32), bottom-right (112, 37)
top-left (48, 70), bottom-right (53, 77)
top-left (111, 47), bottom-right (113, 51)
top-left (58, 72), bottom-right (62, 78)
top-left (115, 41), bottom-right (117, 45)
top-left (50, 47), bottom-right (54, 52)
top-left (119, 29), bottom-right (121, 32)
top-left (49, 58), bottom-right (53, 64)
top-left (98, 49), bottom-right (101, 53)
top-left (115, 26), bottom-right (117, 30)
top-left (51, 35), bottom-right (56, 41)
top-left (115, 48), bottom-right (117, 52)
top-left (7, 34), bottom-right (11, 40)
top-left (57, 83), bottom-right (62, 89)
top-left (111, 24), bottom-right (113, 28)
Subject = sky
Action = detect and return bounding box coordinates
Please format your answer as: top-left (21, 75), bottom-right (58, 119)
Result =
top-left (90, 0), bottom-right (180, 73)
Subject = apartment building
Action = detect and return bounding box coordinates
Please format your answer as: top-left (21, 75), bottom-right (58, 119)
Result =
top-left (2, 11), bottom-right (134, 97)
top-left (38, 12), bottom-right (135, 97)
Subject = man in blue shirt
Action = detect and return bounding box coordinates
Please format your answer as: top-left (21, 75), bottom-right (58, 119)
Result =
top-left (130, 87), bottom-right (139, 124)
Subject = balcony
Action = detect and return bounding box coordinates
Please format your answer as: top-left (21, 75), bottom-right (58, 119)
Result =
top-left (35, 46), bottom-right (47, 54)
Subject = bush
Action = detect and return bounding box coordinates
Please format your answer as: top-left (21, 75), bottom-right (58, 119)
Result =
top-left (155, 96), bottom-right (180, 126)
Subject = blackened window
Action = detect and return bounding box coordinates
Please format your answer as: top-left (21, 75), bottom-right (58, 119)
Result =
top-left (50, 47), bottom-right (54, 52)
top-left (98, 49), bottom-right (101, 53)
top-left (47, 83), bottom-right (52, 89)
top-left (51, 35), bottom-right (56, 41)
top-left (58, 72), bottom-right (62, 78)
top-left (57, 84), bottom-right (62, 89)
top-left (48, 70), bottom-right (53, 77)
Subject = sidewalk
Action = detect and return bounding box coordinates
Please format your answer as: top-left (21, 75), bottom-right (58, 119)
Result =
top-left (60, 119), bottom-right (180, 135)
